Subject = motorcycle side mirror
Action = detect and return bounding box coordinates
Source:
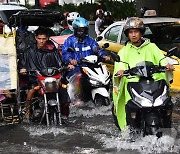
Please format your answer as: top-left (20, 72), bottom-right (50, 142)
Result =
top-left (102, 43), bottom-right (109, 49)
top-left (67, 47), bottom-right (75, 52)
top-left (159, 47), bottom-right (179, 66)
top-left (167, 47), bottom-right (178, 57)
top-left (110, 52), bottom-right (120, 62)
top-left (96, 36), bottom-right (103, 41)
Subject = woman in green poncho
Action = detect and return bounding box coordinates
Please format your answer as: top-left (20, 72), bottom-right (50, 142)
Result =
top-left (112, 17), bottom-right (174, 130)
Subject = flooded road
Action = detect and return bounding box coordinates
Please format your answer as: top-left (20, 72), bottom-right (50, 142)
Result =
top-left (0, 94), bottom-right (180, 154)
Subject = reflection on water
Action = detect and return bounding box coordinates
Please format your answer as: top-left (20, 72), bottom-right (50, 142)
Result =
top-left (0, 95), bottom-right (180, 154)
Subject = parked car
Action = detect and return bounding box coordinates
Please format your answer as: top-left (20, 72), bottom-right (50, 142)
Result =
top-left (0, 4), bottom-right (27, 33)
top-left (97, 16), bottom-right (180, 91)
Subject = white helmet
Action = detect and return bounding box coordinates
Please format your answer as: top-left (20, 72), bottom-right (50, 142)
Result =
top-left (104, 11), bottom-right (112, 16)
top-left (96, 9), bottom-right (104, 16)
top-left (67, 12), bottom-right (80, 31)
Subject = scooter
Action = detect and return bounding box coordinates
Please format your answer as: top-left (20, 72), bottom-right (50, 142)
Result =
top-left (20, 67), bottom-right (68, 126)
top-left (67, 44), bottom-right (112, 106)
top-left (113, 49), bottom-right (179, 137)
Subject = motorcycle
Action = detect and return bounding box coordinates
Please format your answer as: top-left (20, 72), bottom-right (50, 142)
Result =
top-left (20, 67), bottom-right (68, 126)
top-left (67, 44), bottom-right (112, 106)
top-left (113, 49), bottom-right (179, 137)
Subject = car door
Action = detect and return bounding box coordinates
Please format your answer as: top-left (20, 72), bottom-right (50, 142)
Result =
top-left (99, 24), bottom-right (124, 53)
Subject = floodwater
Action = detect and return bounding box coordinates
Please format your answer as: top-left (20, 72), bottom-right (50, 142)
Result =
top-left (0, 94), bottom-right (179, 154)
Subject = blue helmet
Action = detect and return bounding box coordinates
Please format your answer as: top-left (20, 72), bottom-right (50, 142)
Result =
top-left (72, 17), bottom-right (89, 40)
top-left (72, 17), bottom-right (89, 29)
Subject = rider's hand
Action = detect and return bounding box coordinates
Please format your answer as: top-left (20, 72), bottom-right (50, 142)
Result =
top-left (67, 64), bottom-right (75, 70)
top-left (20, 68), bottom-right (27, 75)
top-left (116, 70), bottom-right (124, 77)
top-left (103, 56), bottom-right (111, 61)
top-left (69, 59), bottom-right (77, 65)
top-left (165, 64), bottom-right (175, 71)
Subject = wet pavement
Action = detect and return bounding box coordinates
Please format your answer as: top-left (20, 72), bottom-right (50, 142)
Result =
top-left (0, 94), bottom-right (180, 154)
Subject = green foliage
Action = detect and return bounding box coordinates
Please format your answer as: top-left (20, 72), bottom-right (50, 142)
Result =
top-left (44, 2), bottom-right (62, 11)
top-left (103, 0), bottom-right (136, 20)
top-left (25, 4), bottom-right (33, 9)
top-left (32, 0), bottom-right (136, 21)
top-left (77, 2), bottom-right (98, 20)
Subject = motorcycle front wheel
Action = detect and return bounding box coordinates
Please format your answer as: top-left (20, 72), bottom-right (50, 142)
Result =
top-left (94, 94), bottom-right (110, 106)
top-left (49, 106), bottom-right (59, 126)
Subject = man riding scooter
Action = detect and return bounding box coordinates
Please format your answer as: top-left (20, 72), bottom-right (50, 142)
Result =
top-left (112, 17), bottom-right (174, 131)
top-left (62, 17), bottom-right (110, 103)
top-left (62, 17), bottom-right (110, 78)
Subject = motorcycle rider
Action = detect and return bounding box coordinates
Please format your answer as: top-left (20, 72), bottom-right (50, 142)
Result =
top-left (112, 17), bottom-right (174, 130)
top-left (62, 16), bottom-right (110, 78)
top-left (95, 9), bottom-right (104, 36)
top-left (19, 26), bottom-right (73, 124)
top-left (99, 11), bottom-right (114, 31)
top-left (60, 12), bottom-right (80, 36)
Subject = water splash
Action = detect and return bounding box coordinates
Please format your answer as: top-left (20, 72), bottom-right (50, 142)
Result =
top-left (95, 127), bottom-right (180, 154)
top-left (73, 147), bottom-right (99, 154)
top-left (70, 101), bottom-right (112, 118)
top-left (23, 125), bottom-right (74, 137)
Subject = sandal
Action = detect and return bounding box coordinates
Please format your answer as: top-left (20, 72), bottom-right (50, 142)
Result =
top-left (23, 117), bottom-right (30, 124)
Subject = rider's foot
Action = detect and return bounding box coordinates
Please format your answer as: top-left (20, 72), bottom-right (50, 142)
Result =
top-left (23, 117), bottom-right (30, 124)
top-left (61, 116), bottom-right (69, 126)
top-left (23, 111), bottom-right (30, 124)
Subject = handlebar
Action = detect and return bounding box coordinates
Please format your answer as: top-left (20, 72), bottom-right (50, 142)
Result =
top-left (115, 65), bottom-right (168, 78)
top-left (75, 55), bottom-right (105, 66)
top-left (19, 66), bottom-right (69, 76)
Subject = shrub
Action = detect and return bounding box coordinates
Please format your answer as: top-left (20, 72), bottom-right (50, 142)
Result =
top-left (27, 0), bottom-right (136, 21)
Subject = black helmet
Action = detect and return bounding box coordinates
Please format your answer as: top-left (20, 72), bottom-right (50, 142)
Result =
top-left (124, 17), bottom-right (145, 37)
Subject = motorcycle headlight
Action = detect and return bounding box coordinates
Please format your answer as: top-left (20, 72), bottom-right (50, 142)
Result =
top-left (89, 79), bottom-right (102, 86)
top-left (132, 88), bottom-right (152, 107)
top-left (154, 86), bottom-right (168, 107)
top-left (44, 78), bottom-right (58, 90)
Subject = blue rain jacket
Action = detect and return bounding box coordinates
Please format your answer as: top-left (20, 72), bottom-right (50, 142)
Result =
top-left (62, 35), bottom-right (106, 77)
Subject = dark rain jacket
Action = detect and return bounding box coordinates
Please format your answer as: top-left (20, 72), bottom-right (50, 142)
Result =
top-left (18, 40), bottom-right (63, 71)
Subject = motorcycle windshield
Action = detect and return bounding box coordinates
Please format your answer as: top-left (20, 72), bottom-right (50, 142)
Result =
top-left (40, 68), bottom-right (59, 77)
top-left (133, 61), bottom-right (154, 77)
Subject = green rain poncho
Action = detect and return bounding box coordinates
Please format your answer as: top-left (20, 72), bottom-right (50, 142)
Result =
top-left (113, 39), bottom-right (168, 130)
